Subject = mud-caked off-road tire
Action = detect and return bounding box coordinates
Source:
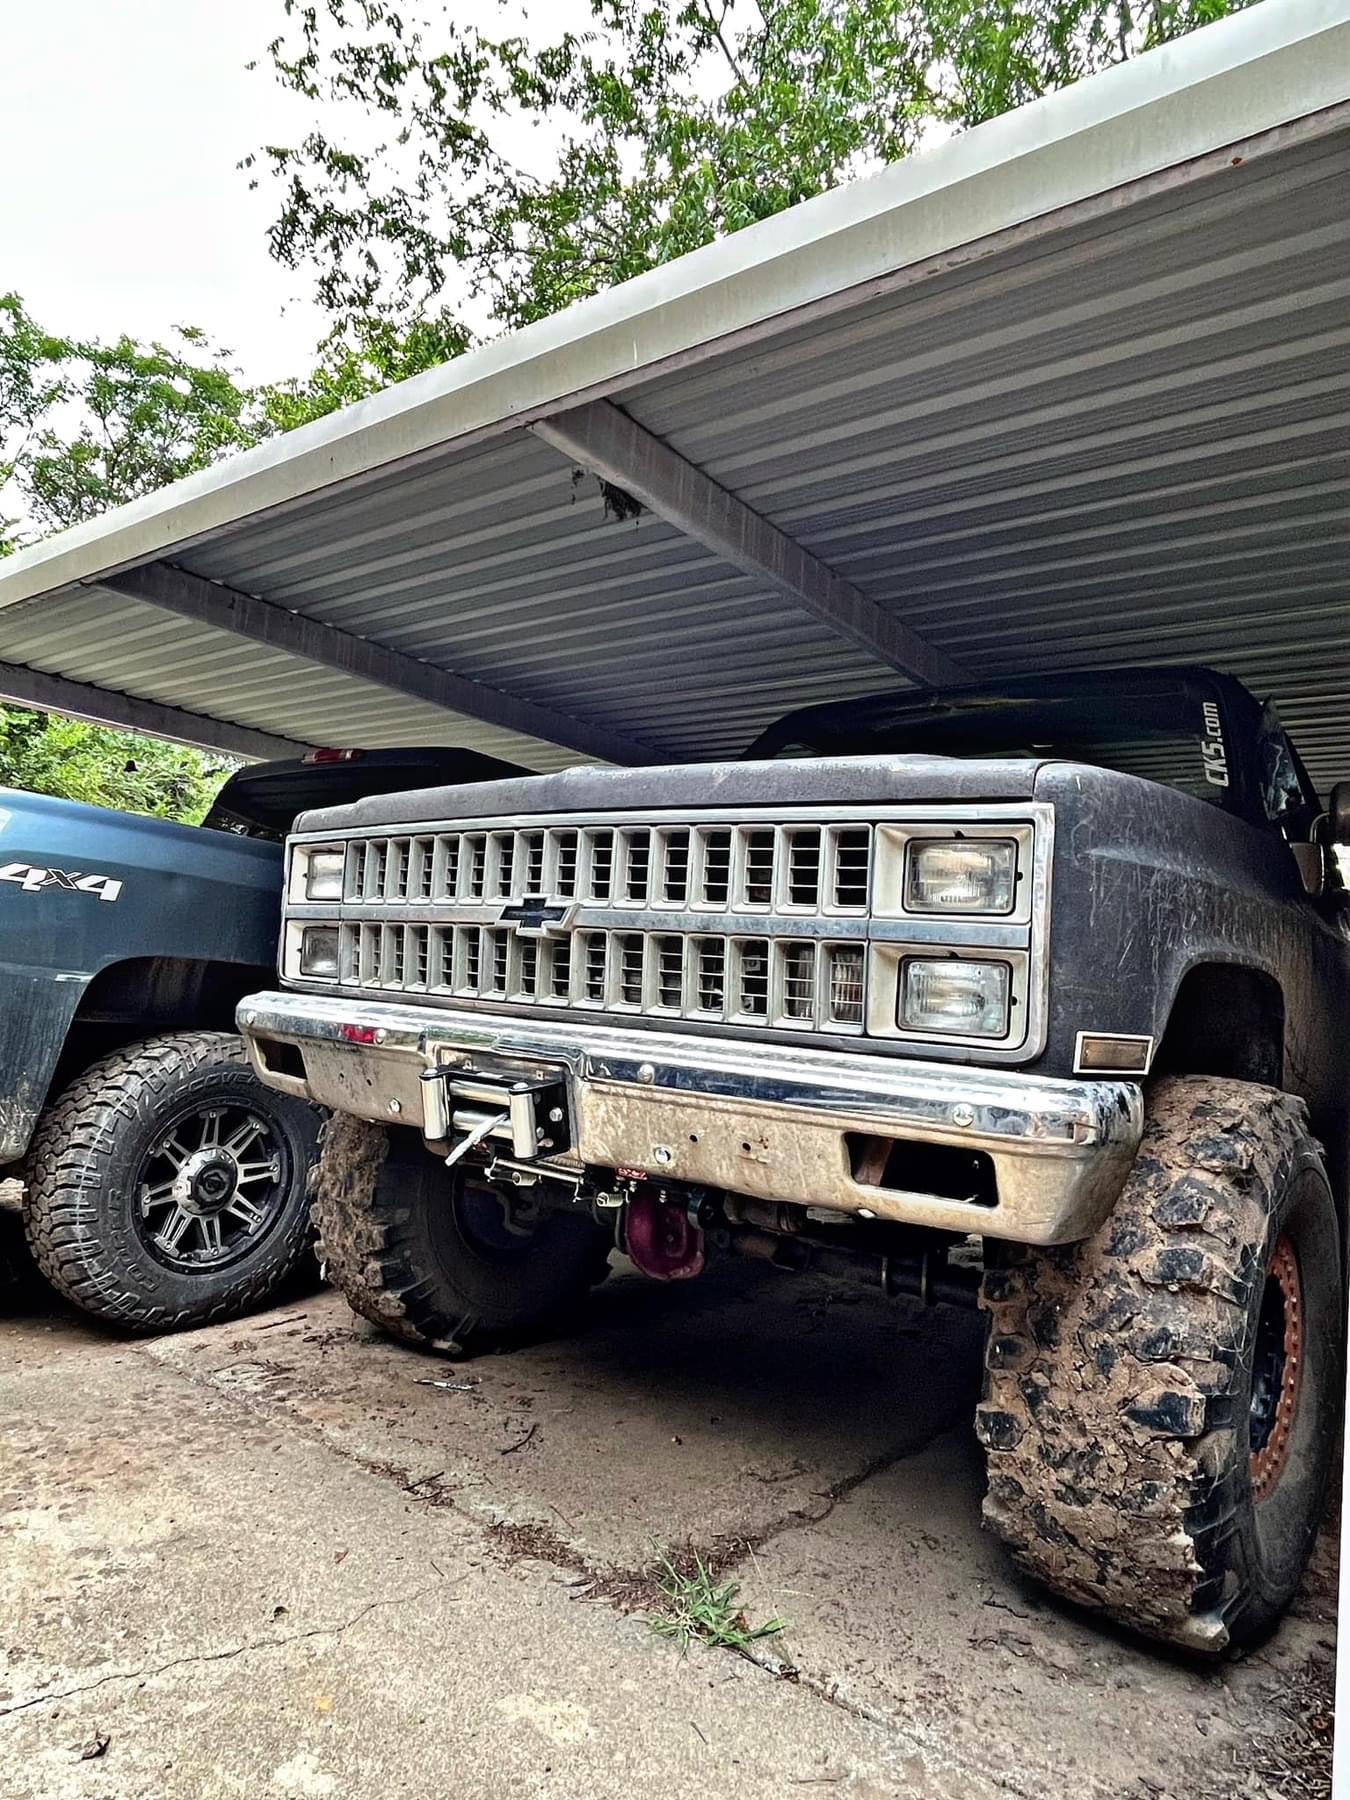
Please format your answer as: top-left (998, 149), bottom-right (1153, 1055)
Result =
top-left (22, 1032), bottom-right (321, 1333)
top-left (313, 1112), bottom-right (607, 1356)
top-left (977, 1076), bottom-right (1342, 1653)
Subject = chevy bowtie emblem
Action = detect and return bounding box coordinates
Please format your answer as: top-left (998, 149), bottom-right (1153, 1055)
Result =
top-left (498, 897), bottom-right (577, 936)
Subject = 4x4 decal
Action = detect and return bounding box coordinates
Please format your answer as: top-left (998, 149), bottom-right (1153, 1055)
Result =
top-left (0, 861), bottom-right (123, 902)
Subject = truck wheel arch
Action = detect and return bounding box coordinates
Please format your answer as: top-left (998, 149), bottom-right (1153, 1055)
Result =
top-left (71, 955), bottom-right (275, 1029)
top-left (40, 956), bottom-right (277, 1124)
top-left (1154, 961), bottom-right (1285, 1088)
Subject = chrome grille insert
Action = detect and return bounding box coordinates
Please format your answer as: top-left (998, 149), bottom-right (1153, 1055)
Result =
top-left (781, 942), bottom-right (817, 1020)
top-left (521, 831), bottom-right (546, 895)
top-left (785, 827), bottom-right (822, 908)
top-left (658, 830), bottom-right (689, 903)
top-left (741, 832), bottom-right (775, 908)
top-left (656, 935), bottom-right (684, 1009)
top-left (828, 944), bottom-right (865, 1025)
top-left (466, 834), bottom-right (487, 900)
top-left (516, 937), bottom-right (539, 1000)
top-left (698, 829), bottom-right (732, 906)
top-left (696, 938), bottom-right (726, 1013)
top-left (833, 828), bottom-right (871, 908)
top-left (553, 830), bottom-right (579, 898)
top-left (735, 939), bottom-right (770, 1018)
top-left (323, 817), bottom-right (884, 1033)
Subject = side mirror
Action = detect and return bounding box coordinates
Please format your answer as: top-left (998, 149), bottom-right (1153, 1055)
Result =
top-left (1330, 781), bottom-right (1350, 845)
top-left (1291, 842), bottom-right (1326, 899)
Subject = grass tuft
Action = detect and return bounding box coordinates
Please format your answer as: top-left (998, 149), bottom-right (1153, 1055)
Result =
top-left (648, 1550), bottom-right (786, 1655)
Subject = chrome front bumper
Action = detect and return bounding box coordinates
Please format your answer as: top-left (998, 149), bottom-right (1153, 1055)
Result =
top-left (238, 990), bottom-right (1143, 1246)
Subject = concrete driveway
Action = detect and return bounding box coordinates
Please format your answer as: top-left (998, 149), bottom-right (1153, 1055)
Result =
top-left (0, 1258), bottom-right (1336, 1799)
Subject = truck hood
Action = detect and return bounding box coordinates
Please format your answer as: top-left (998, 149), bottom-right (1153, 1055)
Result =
top-left (294, 754), bottom-right (1045, 835)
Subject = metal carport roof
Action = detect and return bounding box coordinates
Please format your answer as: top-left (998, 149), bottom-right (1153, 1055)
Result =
top-left (1, 0), bottom-right (1348, 782)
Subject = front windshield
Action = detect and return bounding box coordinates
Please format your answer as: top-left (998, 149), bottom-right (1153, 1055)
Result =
top-left (750, 677), bottom-right (1237, 809)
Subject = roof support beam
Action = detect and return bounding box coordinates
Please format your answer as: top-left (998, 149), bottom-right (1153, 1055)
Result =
top-left (532, 400), bottom-right (965, 689)
top-left (99, 563), bottom-right (656, 767)
top-left (0, 658), bottom-right (304, 761)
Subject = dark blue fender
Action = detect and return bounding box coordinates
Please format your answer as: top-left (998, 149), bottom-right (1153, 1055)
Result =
top-left (0, 787), bottom-right (282, 1162)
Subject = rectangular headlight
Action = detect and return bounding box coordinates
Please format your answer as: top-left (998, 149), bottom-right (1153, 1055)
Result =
top-left (905, 839), bottom-right (1016, 914)
top-left (900, 958), bottom-right (1011, 1037)
top-left (303, 848), bottom-right (346, 901)
top-left (299, 925), bottom-right (341, 980)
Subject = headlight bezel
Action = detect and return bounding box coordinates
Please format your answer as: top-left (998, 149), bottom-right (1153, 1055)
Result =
top-left (865, 943), bottom-right (1032, 1049)
top-left (903, 837), bottom-right (1019, 916)
top-left (302, 847), bottom-right (347, 901)
top-left (897, 955), bottom-right (1013, 1039)
top-left (298, 924), bottom-right (341, 980)
top-left (871, 821), bottom-right (1034, 926)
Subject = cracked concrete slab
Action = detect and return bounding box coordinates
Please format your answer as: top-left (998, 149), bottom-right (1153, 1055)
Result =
top-left (728, 1424), bottom-right (1339, 1799)
top-left (139, 1266), bottom-right (984, 1569)
top-left (0, 1263), bottom-right (1337, 1798)
top-left (0, 1322), bottom-right (944, 1799)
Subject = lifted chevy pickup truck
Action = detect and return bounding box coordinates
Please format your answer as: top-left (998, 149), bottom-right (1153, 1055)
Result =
top-left (1, 745), bottom-right (521, 1330)
top-left (239, 667), bottom-right (1348, 1652)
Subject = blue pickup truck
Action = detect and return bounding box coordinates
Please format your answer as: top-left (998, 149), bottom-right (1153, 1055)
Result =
top-left (0, 746), bottom-right (522, 1330)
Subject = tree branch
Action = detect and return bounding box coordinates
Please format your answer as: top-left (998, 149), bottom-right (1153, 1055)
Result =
top-left (702, 2), bottom-right (749, 90)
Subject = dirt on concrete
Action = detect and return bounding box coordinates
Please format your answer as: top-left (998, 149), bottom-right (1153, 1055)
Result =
top-left (0, 1259), bottom-right (1336, 1799)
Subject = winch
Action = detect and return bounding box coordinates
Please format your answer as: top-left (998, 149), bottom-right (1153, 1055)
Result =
top-left (419, 1061), bottom-right (571, 1170)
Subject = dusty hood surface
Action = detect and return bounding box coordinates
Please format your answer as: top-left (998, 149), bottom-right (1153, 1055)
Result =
top-left (294, 755), bottom-right (1045, 835)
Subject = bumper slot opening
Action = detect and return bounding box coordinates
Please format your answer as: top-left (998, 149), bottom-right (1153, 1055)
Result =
top-left (847, 1134), bottom-right (997, 1208)
top-left (255, 1035), bottom-right (306, 1082)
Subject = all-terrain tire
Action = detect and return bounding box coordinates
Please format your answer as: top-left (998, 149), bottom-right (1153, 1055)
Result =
top-left (977, 1075), bottom-right (1342, 1654)
top-left (313, 1111), bottom-right (606, 1355)
top-left (22, 1032), bottom-right (321, 1333)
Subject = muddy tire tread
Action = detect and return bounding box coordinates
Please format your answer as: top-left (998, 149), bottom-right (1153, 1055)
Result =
top-left (977, 1075), bottom-right (1329, 1652)
top-left (313, 1112), bottom-right (600, 1354)
top-left (310, 1112), bottom-right (434, 1343)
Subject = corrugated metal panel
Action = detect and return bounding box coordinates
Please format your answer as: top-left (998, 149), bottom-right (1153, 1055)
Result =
top-left (0, 0), bottom-right (1346, 780)
top-left (0, 590), bottom-right (592, 771)
top-left (173, 433), bottom-right (893, 754)
top-left (612, 124), bottom-right (1350, 781)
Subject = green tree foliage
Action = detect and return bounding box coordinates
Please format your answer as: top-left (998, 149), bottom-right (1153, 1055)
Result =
top-left (5, 305), bottom-right (263, 536)
top-left (251, 0), bottom-right (1251, 342)
top-left (0, 295), bottom-right (415, 820)
top-left (258, 308), bottom-right (470, 430)
top-left (0, 704), bottom-right (231, 821)
top-left (0, 296), bottom-right (268, 820)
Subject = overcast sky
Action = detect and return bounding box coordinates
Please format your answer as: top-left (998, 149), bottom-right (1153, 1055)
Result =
top-left (0, 0), bottom-right (639, 388)
top-left (0, 0), bottom-right (330, 381)
top-left (1, 0), bottom-right (751, 393)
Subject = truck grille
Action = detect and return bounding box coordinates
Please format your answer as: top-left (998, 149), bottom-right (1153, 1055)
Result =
top-left (288, 803), bottom-right (1050, 1058)
top-left (343, 822), bottom-right (873, 915)
top-left (326, 819), bottom-right (874, 1033)
top-left (339, 921), bottom-right (867, 1031)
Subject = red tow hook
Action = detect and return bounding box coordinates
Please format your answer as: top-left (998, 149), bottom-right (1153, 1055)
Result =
top-left (623, 1192), bottom-right (706, 1281)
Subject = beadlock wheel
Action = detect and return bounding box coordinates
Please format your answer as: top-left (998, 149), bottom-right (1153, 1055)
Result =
top-left (1249, 1234), bottom-right (1302, 1504)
